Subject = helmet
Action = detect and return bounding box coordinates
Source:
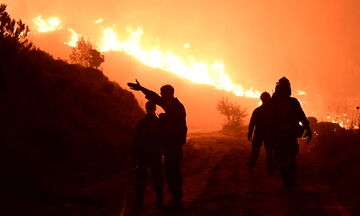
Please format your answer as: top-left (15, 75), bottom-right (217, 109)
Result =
top-left (275, 77), bottom-right (291, 96)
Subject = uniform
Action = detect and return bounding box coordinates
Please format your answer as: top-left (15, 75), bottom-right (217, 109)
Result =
top-left (133, 113), bottom-right (163, 206)
top-left (144, 90), bottom-right (187, 205)
top-left (268, 95), bottom-right (309, 189)
top-left (248, 104), bottom-right (274, 173)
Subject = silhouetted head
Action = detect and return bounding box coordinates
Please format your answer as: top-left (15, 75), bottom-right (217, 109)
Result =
top-left (145, 101), bottom-right (156, 114)
top-left (260, 91), bottom-right (271, 103)
top-left (274, 77), bottom-right (291, 97)
top-left (160, 85), bottom-right (174, 100)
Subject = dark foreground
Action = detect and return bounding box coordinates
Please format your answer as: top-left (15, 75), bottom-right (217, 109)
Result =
top-left (6, 132), bottom-right (352, 216)
top-left (127, 132), bottom-right (351, 216)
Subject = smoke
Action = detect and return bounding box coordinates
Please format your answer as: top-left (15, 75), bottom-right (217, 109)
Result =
top-left (4, 0), bottom-right (360, 129)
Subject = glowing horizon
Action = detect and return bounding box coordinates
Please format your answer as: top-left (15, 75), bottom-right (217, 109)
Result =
top-left (33, 15), bottom-right (261, 98)
top-left (30, 15), bottom-right (360, 130)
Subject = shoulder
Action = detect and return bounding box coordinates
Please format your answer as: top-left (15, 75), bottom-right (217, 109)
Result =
top-left (174, 98), bottom-right (184, 105)
top-left (289, 97), bottom-right (301, 105)
top-left (174, 98), bottom-right (185, 108)
top-left (253, 106), bottom-right (261, 113)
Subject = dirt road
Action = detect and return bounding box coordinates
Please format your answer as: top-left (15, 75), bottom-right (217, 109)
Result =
top-left (127, 132), bottom-right (352, 216)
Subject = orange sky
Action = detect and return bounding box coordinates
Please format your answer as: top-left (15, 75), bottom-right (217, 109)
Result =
top-left (4, 0), bottom-right (360, 129)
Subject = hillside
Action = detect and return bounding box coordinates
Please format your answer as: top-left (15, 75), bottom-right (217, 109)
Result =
top-left (0, 36), bottom-right (144, 212)
top-left (31, 33), bottom-right (261, 131)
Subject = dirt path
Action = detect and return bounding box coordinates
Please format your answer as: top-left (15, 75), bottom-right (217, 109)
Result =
top-left (126, 132), bottom-right (352, 216)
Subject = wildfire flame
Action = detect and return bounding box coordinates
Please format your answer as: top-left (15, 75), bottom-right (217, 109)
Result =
top-left (97, 26), bottom-right (261, 98)
top-left (32, 15), bottom-right (62, 33)
top-left (325, 114), bottom-right (359, 129)
top-left (30, 15), bottom-right (360, 131)
top-left (65, 28), bottom-right (80, 47)
top-left (296, 90), bottom-right (307, 96)
top-left (94, 18), bottom-right (104, 24)
top-left (32, 15), bottom-right (261, 98)
top-left (183, 43), bottom-right (191, 49)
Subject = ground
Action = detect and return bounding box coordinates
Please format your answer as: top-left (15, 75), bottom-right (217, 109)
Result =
top-left (125, 132), bottom-right (352, 216)
top-left (12, 131), bottom-right (352, 216)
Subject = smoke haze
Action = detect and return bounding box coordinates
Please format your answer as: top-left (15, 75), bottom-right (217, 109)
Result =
top-left (5, 0), bottom-right (360, 129)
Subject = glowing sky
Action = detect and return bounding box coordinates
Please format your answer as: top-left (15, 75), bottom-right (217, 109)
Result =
top-left (6, 0), bottom-right (360, 94)
top-left (4, 0), bottom-right (360, 128)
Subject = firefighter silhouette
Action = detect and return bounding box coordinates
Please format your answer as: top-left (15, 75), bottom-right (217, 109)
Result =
top-left (248, 91), bottom-right (274, 174)
top-left (128, 80), bottom-right (187, 208)
top-left (268, 77), bottom-right (312, 191)
top-left (133, 101), bottom-right (163, 208)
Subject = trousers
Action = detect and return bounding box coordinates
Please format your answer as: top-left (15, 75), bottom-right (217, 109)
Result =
top-left (249, 132), bottom-right (274, 173)
top-left (134, 158), bottom-right (164, 203)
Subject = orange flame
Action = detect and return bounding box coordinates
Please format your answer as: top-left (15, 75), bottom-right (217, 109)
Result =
top-left (32, 15), bottom-right (62, 33)
top-left (98, 26), bottom-right (261, 98)
top-left (325, 114), bottom-right (359, 129)
top-left (94, 18), bottom-right (104, 24)
top-left (65, 28), bottom-right (80, 47)
top-left (183, 43), bottom-right (191, 49)
top-left (30, 15), bottom-right (360, 130)
top-left (296, 90), bottom-right (307, 96)
top-left (31, 16), bottom-right (262, 98)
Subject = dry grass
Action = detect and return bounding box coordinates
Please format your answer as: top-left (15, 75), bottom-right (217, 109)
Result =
top-left (309, 121), bottom-right (360, 215)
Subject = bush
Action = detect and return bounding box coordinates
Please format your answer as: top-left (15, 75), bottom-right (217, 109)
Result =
top-left (216, 97), bottom-right (247, 134)
top-left (70, 37), bottom-right (105, 69)
top-left (310, 121), bottom-right (360, 215)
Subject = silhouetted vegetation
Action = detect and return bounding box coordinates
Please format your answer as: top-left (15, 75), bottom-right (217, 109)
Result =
top-left (70, 37), bottom-right (105, 69)
top-left (0, 4), bottom-right (32, 50)
top-left (308, 120), bottom-right (360, 215)
top-left (0, 5), bottom-right (143, 214)
top-left (217, 97), bottom-right (247, 133)
top-left (0, 4), bottom-right (28, 39)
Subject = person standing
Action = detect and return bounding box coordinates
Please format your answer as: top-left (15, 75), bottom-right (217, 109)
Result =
top-left (268, 77), bottom-right (312, 191)
top-left (248, 91), bottom-right (274, 174)
top-left (133, 101), bottom-right (164, 208)
top-left (128, 80), bottom-right (187, 208)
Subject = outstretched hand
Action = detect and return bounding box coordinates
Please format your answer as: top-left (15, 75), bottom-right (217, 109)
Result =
top-left (127, 79), bottom-right (142, 91)
top-left (303, 128), bottom-right (312, 143)
top-left (247, 132), bottom-right (252, 142)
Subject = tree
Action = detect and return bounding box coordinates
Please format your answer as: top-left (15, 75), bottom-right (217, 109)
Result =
top-left (70, 37), bottom-right (104, 69)
top-left (216, 97), bottom-right (247, 130)
top-left (0, 4), bottom-right (32, 49)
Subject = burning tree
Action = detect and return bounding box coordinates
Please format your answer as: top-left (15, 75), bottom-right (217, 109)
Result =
top-left (217, 97), bottom-right (247, 131)
top-left (70, 37), bottom-right (104, 69)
